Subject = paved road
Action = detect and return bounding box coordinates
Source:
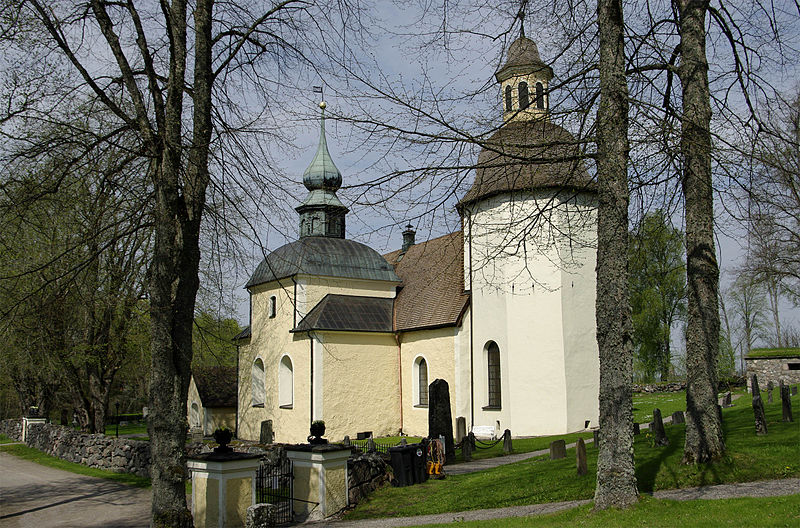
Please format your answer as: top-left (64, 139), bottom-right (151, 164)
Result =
top-left (0, 452), bottom-right (150, 528)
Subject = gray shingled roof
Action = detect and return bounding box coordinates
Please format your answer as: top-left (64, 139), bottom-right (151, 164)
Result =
top-left (458, 120), bottom-right (595, 209)
top-left (385, 231), bottom-right (470, 332)
top-left (246, 237), bottom-right (402, 288)
top-left (292, 294), bottom-right (394, 333)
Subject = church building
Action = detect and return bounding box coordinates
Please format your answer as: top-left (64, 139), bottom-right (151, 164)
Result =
top-left (234, 36), bottom-right (600, 443)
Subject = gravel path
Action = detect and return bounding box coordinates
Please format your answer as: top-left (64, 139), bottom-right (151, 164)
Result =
top-left (316, 478), bottom-right (800, 527)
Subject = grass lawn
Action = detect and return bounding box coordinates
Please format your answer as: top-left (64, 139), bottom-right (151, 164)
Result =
top-left (0, 433), bottom-right (16, 444)
top-left (456, 431), bottom-right (595, 463)
top-left (747, 347), bottom-right (800, 358)
top-left (344, 390), bottom-right (799, 520)
top-left (0, 443), bottom-right (151, 488)
top-left (103, 421), bottom-right (148, 437)
top-left (408, 494), bottom-right (800, 527)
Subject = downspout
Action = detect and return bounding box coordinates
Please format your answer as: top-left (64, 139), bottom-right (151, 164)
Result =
top-left (467, 211), bottom-right (475, 430)
top-left (235, 343), bottom-right (240, 438)
top-left (309, 332), bottom-right (314, 426)
top-left (394, 294), bottom-right (403, 434)
top-left (291, 277), bottom-right (298, 328)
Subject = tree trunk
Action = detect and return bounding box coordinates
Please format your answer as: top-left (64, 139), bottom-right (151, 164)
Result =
top-left (676, 0), bottom-right (726, 464)
top-left (594, 0), bottom-right (638, 510)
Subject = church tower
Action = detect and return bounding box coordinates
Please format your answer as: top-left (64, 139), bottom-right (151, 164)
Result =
top-left (457, 35), bottom-right (600, 436)
top-left (296, 102), bottom-right (349, 238)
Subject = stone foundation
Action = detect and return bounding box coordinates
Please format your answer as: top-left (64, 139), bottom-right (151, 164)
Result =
top-left (347, 452), bottom-right (390, 506)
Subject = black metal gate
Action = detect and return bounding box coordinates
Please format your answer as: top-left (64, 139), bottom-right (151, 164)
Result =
top-left (256, 456), bottom-right (293, 524)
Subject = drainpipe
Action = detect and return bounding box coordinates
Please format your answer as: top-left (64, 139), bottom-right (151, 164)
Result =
top-left (467, 212), bottom-right (475, 431)
top-left (235, 343), bottom-right (240, 438)
top-left (309, 333), bottom-right (314, 427)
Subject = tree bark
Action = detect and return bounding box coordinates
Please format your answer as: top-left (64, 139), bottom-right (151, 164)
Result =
top-left (594, 0), bottom-right (638, 510)
top-left (676, 0), bottom-right (726, 464)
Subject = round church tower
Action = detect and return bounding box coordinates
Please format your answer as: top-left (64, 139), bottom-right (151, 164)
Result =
top-left (458, 35), bottom-right (599, 437)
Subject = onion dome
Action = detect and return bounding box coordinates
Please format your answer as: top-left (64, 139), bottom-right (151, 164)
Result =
top-left (302, 102), bottom-right (342, 191)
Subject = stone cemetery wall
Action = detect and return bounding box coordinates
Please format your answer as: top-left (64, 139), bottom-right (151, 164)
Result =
top-left (348, 452), bottom-right (390, 506)
top-left (24, 423), bottom-right (151, 477)
top-left (746, 358), bottom-right (800, 391)
top-left (632, 382), bottom-right (686, 393)
top-left (0, 419), bottom-right (22, 441)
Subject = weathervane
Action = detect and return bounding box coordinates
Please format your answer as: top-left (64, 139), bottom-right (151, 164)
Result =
top-left (313, 85), bottom-right (326, 110)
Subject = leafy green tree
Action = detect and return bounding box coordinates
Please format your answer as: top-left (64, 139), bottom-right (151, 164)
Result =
top-left (629, 210), bottom-right (687, 382)
top-left (192, 311), bottom-right (242, 368)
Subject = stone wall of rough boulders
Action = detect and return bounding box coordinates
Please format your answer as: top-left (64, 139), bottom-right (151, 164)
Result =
top-left (347, 452), bottom-right (391, 505)
top-left (21, 421), bottom-right (151, 477)
top-left (633, 382), bottom-right (686, 393)
top-left (0, 419), bottom-right (22, 440)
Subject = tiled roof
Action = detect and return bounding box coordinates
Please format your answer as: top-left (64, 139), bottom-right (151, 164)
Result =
top-left (385, 231), bottom-right (470, 332)
top-left (192, 366), bottom-right (237, 408)
top-left (292, 294), bottom-right (394, 333)
top-left (246, 236), bottom-right (401, 288)
top-left (458, 120), bottom-right (595, 209)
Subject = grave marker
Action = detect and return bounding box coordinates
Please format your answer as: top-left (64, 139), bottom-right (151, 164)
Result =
top-left (751, 374), bottom-right (768, 435)
top-left (652, 408), bottom-right (669, 446)
top-left (502, 429), bottom-right (512, 455)
top-left (780, 381), bottom-right (793, 422)
top-left (576, 438), bottom-right (588, 476)
top-left (671, 410), bottom-right (685, 424)
top-left (428, 379), bottom-right (455, 465)
top-left (455, 417), bottom-right (466, 444)
top-left (550, 439), bottom-right (566, 460)
top-left (259, 419), bottom-right (274, 445)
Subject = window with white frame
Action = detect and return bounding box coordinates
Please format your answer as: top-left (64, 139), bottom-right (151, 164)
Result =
top-left (252, 358), bottom-right (265, 407)
top-left (279, 355), bottom-right (293, 408)
top-left (414, 356), bottom-right (429, 406)
top-left (487, 341), bottom-right (501, 408)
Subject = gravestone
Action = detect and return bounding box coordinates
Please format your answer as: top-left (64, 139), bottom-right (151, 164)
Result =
top-left (593, 429), bottom-right (600, 447)
top-left (793, 386), bottom-right (798, 396)
top-left (576, 438), bottom-right (588, 476)
top-left (428, 379), bottom-right (455, 465)
top-left (549, 439), bottom-right (566, 460)
top-left (463, 436), bottom-right (472, 462)
top-left (191, 427), bottom-right (204, 443)
top-left (751, 374), bottom-right (768, 435)
top-left (633, 422), bottom-right (640, 435)
top-left (342, 435), bottom-right (351, 446)
top-left (671, 410), bottom-right (685, 424)
top-left (357, 431), bottom-right (372, 440)
top-left (722, 392), bottom-right (732, 408)
top-left (652, 408), bottom-right (669, 446)
top-left (259, 420), bottom-right (274, 444)
top-left (502, 429), bottom-right (512, 455)
top-left (246, 503), bottom-right (276, 528)
top-left (780, 382), bottom-right (793, 422)
top-left (366, 437), bottom-right (376, 452)
top-left (767, 381), bottom-right (774, 404)
top-left (455, 417), bottom-right (467, 444)
top-left (400, 438), bottom-right (408, 446)
top-left (467, 431), bottom-right (476, 451)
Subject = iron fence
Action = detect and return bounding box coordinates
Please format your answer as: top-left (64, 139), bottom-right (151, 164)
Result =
top-left (255, 456), bottom-right (293, 524)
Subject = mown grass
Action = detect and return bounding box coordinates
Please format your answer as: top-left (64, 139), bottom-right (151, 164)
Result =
top-left (747, 347), bottom-right (800, 358)
top-left (0, 443), bottom-right (151, 488)
top-left (408, 494), bottom-right (800, 527)
top-left (344, 390), bottom-right (799, 520)
top-left (103, 421), bottom-right (148, 437)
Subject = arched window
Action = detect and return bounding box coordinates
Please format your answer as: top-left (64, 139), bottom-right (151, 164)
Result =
top-left (190, 402), bottom-right (200, 427)
top-left (279, 355), bottom-right (293, 408)
top-left (535, 82), bottom-right (545, 109)
top-left (487, 342), bottom-right (501, 408)
top-left (518, 82), bottom-right (530, 110)
top-left (269, 296), bottom-right (277, 318)
top-left (504, 85), bottom-right (512, 112)
top-left (252, 358), bottom-right (265, 407)
top-left (414, 356), bottom-right (428, 406)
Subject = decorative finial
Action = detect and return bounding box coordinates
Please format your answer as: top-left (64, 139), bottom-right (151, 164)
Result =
top-left (319, 101), bottom-right (327, 110)
top-left (518, 0), bottom-right (527, 37)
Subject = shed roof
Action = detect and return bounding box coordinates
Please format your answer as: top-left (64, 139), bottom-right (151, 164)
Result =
top-left (385, 231), bottom-right (470, 332)
top-left (192, 366), bottom-right (237, 408)
top-left (292, 294), bottom-right (394, 333)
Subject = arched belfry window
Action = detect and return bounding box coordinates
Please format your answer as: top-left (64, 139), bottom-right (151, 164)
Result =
top-left (535, 82), bottom-right (545, 109)
top-left (504, 85), bottom-right (513, 112)
top-left (518, 81), bottom-right (530, 110)
top-left (252, 358), bottom-right (265, 407)
top-left (279, 355), bottom-right (293, 408)
top-left (414, 356), bottom-right (428, 406)
top-left (487, 342), bottom-right (501, 408)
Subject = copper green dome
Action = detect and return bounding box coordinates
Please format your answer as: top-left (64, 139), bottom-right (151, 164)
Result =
top-left (303, 109), bottom-right (342, 191)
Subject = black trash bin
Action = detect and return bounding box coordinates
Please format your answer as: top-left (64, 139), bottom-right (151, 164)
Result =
top-left (389, 442), bottom-right (428, 486)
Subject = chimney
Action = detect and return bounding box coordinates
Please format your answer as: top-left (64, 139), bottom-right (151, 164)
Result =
top-left (401, 224), bottom-right (416, 253)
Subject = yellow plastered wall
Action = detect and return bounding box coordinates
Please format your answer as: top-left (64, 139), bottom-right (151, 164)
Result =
top-left (324, 465), bottom-right (348, 514)
top-left (319, 332), bottom-right (400, 440)
top-left (225, 477), bottom-right (252, 527)
top-left (399, 327), bottom-right (458, 437)
top-left (192, 476), bottom-right (216, 528)
top-left (238, 277), bottom-right (400, 444)
top-left (188, 376), bottom-right (203, 429)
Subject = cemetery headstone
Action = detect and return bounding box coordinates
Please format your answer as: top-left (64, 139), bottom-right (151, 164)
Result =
top-left (400, 438), bottom-right (408, 446)
top-left (463, 435), bottom-right (472, 462)
top-left (502, 429), bottom-right (512, 455)
top-left (722, 392), bottom-right (732, 408)
top-left (428, 379), bottom-right (455, 464)
top-left (259, 420), bottom-right (274, 445)
top-left (780, 381), bottom-right (793, 422)
top-left (652, 408), bottom-right (669, 446)
top-left (792, 386), bottom-right (798, 396)
top-left (549, 439), bottom-right (566, 460)
top-left (191, 427), bottom-right (204, 443)
top-left (576, 438), bottom-right (588, 476)
top-left (366, 437), bottom-right (376, 452)
top-left (767, 381), bottom-right (774, 404)
top-left (593, 429), bottom-right (600, 447)
top-left (455, 416), bottom-right (467, 444)
top-left (468, 431), bottom-right (476, 451)
top-left (342, 435), bottom-right (351, 446)
top-left (671, 410), bottom-right (685, 424)
top-left (633, 422), bottom-right (640, 435)
top-left (751, 374), bottom-right (768, 435)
